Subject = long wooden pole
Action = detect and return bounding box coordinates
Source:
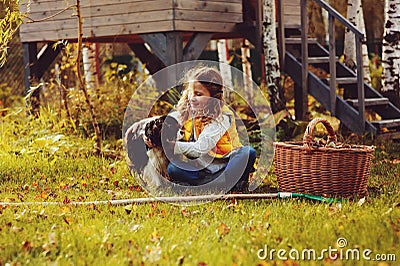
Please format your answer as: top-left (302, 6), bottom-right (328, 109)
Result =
top-left (328, 14), bottom-right (336, 116)
top-left (0, 193), bottom-right (338, 206)
top-left (300, 0), bottom-right (309, 121)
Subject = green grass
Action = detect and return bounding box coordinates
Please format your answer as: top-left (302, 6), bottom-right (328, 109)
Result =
top-left (0, 108), bottom-right (399, 265)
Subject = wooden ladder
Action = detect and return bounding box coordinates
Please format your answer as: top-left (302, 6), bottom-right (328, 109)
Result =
top-left (284, 37), bottom-right (400, 140)
top-left (277, 0), bottom-right (400, 140)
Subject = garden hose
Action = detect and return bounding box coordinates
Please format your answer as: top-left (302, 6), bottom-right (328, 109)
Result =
top-left (0, 192), bottom-right (340, 206)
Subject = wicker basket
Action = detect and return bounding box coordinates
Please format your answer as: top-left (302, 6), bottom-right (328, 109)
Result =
top-left (274, 118), bottom-right (375, 198)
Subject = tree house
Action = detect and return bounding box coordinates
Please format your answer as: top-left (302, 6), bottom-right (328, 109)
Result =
top-left (19, 0), bottom-right (400, 138)
top-left (19, 0), bottom-right (265, 88)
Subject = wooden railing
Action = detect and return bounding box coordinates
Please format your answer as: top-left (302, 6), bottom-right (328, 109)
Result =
top-left (278, 0), bottom-right (366, 129)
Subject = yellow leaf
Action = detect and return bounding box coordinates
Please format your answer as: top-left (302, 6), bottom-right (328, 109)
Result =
top-left (61, 205), bottom-right (71, 214)
top-left (216, 223), bottom-right (230, 238)
top-left (392, 159), bottom-right (400, 164)
top-left (273, 109), bottom-right (288, 125)
top-left (32, 138), bottom-right (49, 149)
top-left (150, 228), bottom-right (161, 242)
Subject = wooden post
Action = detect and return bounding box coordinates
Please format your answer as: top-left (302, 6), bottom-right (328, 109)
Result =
top-left (35, 42), bottom-right (61, 80)
top-left (23, 42), bottom-right (37, 94)
top-left (128, 43), bottom-right (166, 74)
top-left (255, 0), bottom-right (264, 51)
top-left (139, 33), bottom-right (169, 66)
top-left (328, 14), bottom-right (336, 116)
top-left (166, 32), bottom-right (183, 66)
top-left (356, 37), bottom-right (365, 130)
top-left (166, 32), bottom-right (183, 87)
top-left (183, 33), bottom-right (213, 61)
top-left (277, 0), bottom-right (286, 71)
top-left (23, 42), bottom-right (39, 115)
top-left (23, 42), bottom-right (61, 114)
top-left (296, 0), bottom-right (309, 121)
top-left (138, 32), bottom-right (183, 84)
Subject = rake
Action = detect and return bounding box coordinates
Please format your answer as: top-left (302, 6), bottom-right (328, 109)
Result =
top-left (0, 192), bottom-right (339, 207)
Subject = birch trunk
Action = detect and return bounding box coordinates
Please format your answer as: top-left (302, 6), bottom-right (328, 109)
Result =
top-left (381, 0), bottom-right (400, 107)
top-left (82, 43), bottom-right (97, 89)
top-left (263, 0), bottom-right (286, 114)
top-left (358, 0), bottom-right (371, 84)
top-left (343, 0), bottom-right (370, 83)
top-left (343, 0), bottom-right (360, 71)
top-left (217, 39), bottom-right (234, 103)
top-left (241, 39), bottom-right (254, 106)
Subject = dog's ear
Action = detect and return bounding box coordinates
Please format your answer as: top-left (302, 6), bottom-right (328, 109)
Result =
top-left (126, 129), bottom-right (149, 173)
top-left (144, 119), bottom-right (155, 135)
top-left (162, 115), bottom-right (180, 141)
top-left (144, 116), bottom-right (165, 147)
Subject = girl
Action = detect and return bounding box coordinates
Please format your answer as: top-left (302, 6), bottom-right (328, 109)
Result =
top-left (166, 66), bottom-right (257, 192)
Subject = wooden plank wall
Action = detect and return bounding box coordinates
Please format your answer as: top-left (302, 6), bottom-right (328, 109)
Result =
top-left (20, 0), bottom-right (175, 42)
top-left (20, 0), bottom-right (243, 43)
top-left (281, 0), bottom-right (301, 28)
top-left (174, 0), bottom-right (242, 32)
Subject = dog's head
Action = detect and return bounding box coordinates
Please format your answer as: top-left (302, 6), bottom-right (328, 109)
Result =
top-left (126, 115), bottom-right (180, 174)
top-left (144, 115), bottom-right (180, 148)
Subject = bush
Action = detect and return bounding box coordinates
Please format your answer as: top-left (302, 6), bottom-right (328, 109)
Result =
top-left (0, 83), bottom-right (23, 111)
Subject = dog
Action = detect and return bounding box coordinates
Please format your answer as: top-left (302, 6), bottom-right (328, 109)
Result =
top-left (126, 115), bottom-right (180, 187)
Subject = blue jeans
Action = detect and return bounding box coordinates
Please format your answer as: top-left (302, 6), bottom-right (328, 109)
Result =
top-left (167, 146), bottom-right (257, 188)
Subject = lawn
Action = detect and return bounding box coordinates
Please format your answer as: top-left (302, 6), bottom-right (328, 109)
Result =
top-left (0, 108), bottom-right (399, 265)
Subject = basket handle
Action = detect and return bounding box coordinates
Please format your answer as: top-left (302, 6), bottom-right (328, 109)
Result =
top-left (303, 118), bottom-right (337, 150)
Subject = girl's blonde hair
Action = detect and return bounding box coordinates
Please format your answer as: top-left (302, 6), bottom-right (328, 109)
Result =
top-left (176, 66), bottom-right (225, 124)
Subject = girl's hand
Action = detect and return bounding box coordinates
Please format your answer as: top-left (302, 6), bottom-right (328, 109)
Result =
top-left (164, 139), bottom-right (176, 157)
top-left (166, 139), bottom-right (176, 148)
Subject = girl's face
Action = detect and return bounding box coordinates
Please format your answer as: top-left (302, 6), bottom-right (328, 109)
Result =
top-left (188, 81), bottom-right (211, 113)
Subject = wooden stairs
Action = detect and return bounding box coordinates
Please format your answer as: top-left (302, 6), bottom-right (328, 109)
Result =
top-left (284, 37), bottom-right (400, 140)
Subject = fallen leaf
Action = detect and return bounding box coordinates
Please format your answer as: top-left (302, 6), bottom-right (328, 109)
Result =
top-left (35, 191), bottom-right (48, 200)
top-left (110, 167), bottom-right (116, 174)
top-left (62, 216), bottom-right (72, 225)
top-left (150, 228), bottom-right (161, 242)
top-left (177, 255), bottom-right (185, 265)
top-left (124, 205), bottom-right (133, 215)
top-left (61, 205), bottom-right (71, 214)
top-left (129, 224), bottom-right (140, 232)
top-left (216, 223), bottom-right (230, 238)
top-left (22, 241), bottom-right (32, 252)
top-left (63, 196), bottom-right (71, 204)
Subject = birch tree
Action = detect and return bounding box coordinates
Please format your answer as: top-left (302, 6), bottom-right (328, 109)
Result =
top-left (343, 0), bottom-right (359, 71)
top-left (82, 43), bottom-right (97, 89)
top-left (217, 39), bottom-right (234, 103)
top-left (381, 0), bottom-right (400, 107)
top-left (263, 0), bottom-right (286, 114)
top-left (343, 0), bottom-right (370, 84)
top-left (241, 39), bottom-right (253, 106)
top-left (357, 0), bottom-right (371, 84)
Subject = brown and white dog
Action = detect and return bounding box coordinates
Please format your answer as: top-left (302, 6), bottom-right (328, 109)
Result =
top-left (126, 115), bottom-right (180, 187)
